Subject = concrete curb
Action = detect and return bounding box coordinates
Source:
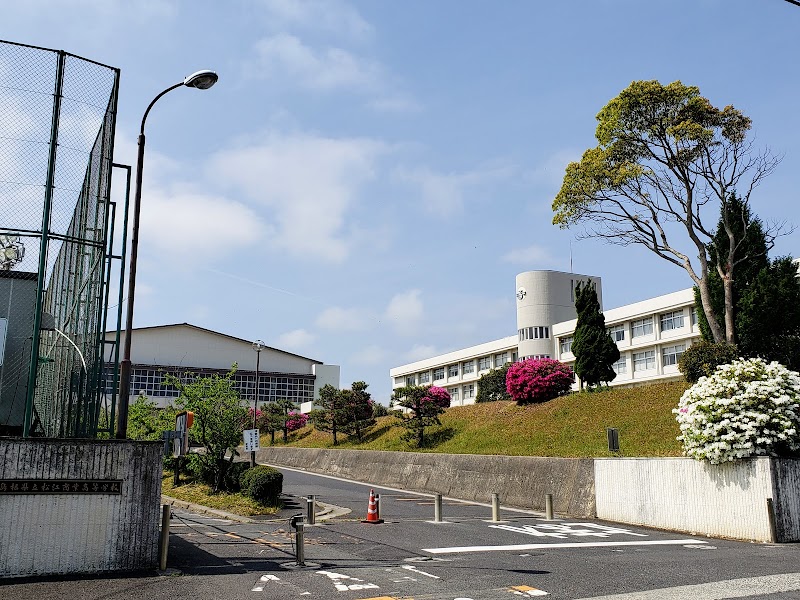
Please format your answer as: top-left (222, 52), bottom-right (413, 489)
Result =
top-left (161, 494), bottom-right (350, 524)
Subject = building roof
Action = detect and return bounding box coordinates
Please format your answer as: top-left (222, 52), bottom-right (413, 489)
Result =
top-left (106, 322), bottom-right (323, 364)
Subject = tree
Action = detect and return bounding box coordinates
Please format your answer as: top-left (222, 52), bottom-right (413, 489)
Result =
top-left (339, 381), bottom-right (376, 442)
top-left (257, 402), bottom-right (284, 444)
top-left (392, 385), bottom-right (450, 448)
top-left (310, 384), bottom-right (347, 445)
top-left (552, 80), bottom-right (780, 345)
top-left (476, 363), bottom-right (512, 402)
top-left (127, 394), bottom-right (177, 441)
top-left (274, 398), bottom-right (298, 443)
top-left (571, 280), bottom-right (619, 389)
top-left (164, 365), bottom-right (248, 493)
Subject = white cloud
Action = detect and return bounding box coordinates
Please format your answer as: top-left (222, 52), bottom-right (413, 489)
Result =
top-left (351, 344), bottom-right (387, 366)
top-left (526, 149), bottom-right (581, 189)
top-left (404, 344), bottom-right (438, 362)
top-left (396, 164), bottom-right (514, 217)
top-left (502, 244), bottom-right (557, 266)
top-left (385, 289), bottom-right (423, 334)
top-left (316, 306), bottom-right (367, 332)
top-left (139, 186), bottom-right (265, 261)
top-left (249, 34), bottom-right (383, 92)
top-left (276, 328), bottom-right (316, 350)
top-left (255, 0), bottom-right (372, 39)
top-left (210, 133), bottom-right (386, 262)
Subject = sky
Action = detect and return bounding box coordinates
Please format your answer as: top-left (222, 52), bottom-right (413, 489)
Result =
top-left (3, 0), bottom-right (800, 403)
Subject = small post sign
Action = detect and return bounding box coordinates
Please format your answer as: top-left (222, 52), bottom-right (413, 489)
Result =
top-left (174, 411), bottom-right (194, 457)
top-left (243, 428), bottom-right (260, 452)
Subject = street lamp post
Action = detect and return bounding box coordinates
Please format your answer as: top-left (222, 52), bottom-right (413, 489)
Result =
top-left (251, 340), bottom-right (265, 467)
top-left (116, 70), bottom-right (218, 439)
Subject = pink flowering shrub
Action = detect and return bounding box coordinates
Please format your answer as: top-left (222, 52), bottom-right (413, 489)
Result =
top-left (423, 386), bottom-right (451, 409)
top-left (286, 411), bottom-right (309, 432)
top-left (506, 358), bottom-right (574, 404)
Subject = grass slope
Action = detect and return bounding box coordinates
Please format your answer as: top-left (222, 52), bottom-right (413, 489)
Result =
top-left (279, 382), bottom-right (688, 457)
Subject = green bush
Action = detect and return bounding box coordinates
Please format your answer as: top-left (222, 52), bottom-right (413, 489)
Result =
top-left (678, 341), bottom-right (738, 383)
top-left (240, 465), bottom-right (283, 505)
top-left (224, 461), bottom-right (250, 492)
top-left (372, 402), bottom-right (390, 418)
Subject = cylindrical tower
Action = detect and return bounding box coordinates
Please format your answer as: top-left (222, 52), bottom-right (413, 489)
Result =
top-left (515, 271), bottom-right (601, 360)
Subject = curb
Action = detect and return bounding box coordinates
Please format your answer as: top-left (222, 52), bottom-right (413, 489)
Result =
top-left (161, 495), bottom-right (351, 524)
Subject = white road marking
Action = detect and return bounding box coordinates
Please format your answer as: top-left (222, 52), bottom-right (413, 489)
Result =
top-left (423, 539), bottom-right (707, 554)
top-left (490, 523), bottom-right (647, 539)
top-left (317, 569), bottom-right (380, 592)
top-left (572, 572), bottom-right (800, 599)
top-left (510, 584), bottom-right (549, 596)
top-left (401, 564), bottom-right (440, 579)
top-left (251, 573), bottom-right (281, 591)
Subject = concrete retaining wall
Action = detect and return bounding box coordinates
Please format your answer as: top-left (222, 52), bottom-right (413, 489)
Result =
top-left (256, 447), bottom-right (596, 517)
top-left (595, 457), bottom-right (800, 542)
top-left (0, 439), bottom-right (163, 577)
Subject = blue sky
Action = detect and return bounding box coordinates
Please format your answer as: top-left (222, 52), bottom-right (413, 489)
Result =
top-left (4, 0), bottom-right (800, 403)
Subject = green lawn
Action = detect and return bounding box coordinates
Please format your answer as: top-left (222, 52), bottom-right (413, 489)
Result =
top-left (275, 381), bottom-right (688, 457)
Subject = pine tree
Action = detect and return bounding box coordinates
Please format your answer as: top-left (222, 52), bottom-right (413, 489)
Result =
top-left (310, 384), bottom-right (347, 445)
top-left (571, 280), bottom-right (619, 389)
top-left (339, 381), bottom-right (376, 442)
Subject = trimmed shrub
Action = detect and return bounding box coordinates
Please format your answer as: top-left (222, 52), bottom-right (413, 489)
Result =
top-left (476, 364), bottom-right (512, 402)
top-left (241, 465), bottom-right (283, 505)
top-left (677, 341), bottom-right (738, 383)
top-left (372, 402), bottom-right (389, 418)
top-left (674, 358), bottom-right (800, 464)
top-left (505, 358), bottom-right (574, 404)
top-left (224, 461), bottom-right (250, 492)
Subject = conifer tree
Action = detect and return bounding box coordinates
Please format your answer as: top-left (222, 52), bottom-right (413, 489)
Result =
top-left (339, 381), bottom-right (376, 442)
top-left (571, 280), bottom-right (619, 389)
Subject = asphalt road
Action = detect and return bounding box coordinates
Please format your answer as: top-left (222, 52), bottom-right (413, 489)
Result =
top-left (2, 465), bottom-right (800, 599)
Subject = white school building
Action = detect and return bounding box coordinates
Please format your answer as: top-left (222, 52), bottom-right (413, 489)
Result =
top-left (389, 270), bottom-right (702, 407)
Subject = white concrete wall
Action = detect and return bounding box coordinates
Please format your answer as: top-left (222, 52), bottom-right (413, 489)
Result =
top-left (0, 439), bottom-right (163, 577)
top-left (595, 457), bottom-right (778, 542)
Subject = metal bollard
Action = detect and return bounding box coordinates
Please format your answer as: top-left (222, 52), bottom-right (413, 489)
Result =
top-left (491, 492), bottom-right (500, 522)
top-left (159, 504), bottom-right (170, 571)
top-left (545, 494), bottom-right (554, 520)
top-left (295, 516), bottom-right (305, 566)
top-left (375, 494), bottom-right (381, 521)
top-left (306, 494), bottom-right (316, 525)
top-left (434, 493), bottom-right (443, 522)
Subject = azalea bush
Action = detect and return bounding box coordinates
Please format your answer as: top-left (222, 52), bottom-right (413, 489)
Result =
top-left (286, 411), bottom-right (308, 432)
top-left (674, 358), bottom-right (800, 464)
top-left (505, 358), bottom-right (574, 404)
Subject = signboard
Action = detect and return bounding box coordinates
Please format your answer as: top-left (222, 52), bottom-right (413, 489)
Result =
top-left (174, 411), bottom-right (194, 458)
top-left (0, 317), bottom-right (7, 367)
top-left (0, 479), bottom-right (122, 495)
top-left (243, 428), bottom-right (260, 452)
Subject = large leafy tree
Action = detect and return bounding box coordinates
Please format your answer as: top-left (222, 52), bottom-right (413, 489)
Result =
top-left (552, 80), bottom-right (780, 345)
top-left (339, 381), bottom-right (376, 442)
top-left (164, 365), bottom-right (247, 492)
top-left (476, 363), bottom-right (512, 402)
top-left (392, 385), bottom-right (450, 448)
top-left (571, 281), bottom-right (619, 389)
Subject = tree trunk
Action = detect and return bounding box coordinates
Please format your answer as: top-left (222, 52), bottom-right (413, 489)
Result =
top-left (723, 274), bottom-right (736, 344)
top-left (333, 425), bottom-right (337, 446)
top-left (696, 275), bottom-right (726, 343)
top-left (283, 426), bottom-right (288, 443)
top-left (270, 430), bottom-right (275, 444)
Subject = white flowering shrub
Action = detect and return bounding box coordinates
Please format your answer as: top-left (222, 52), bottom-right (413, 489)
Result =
top-left (674, 358), bottom-right (800, 464)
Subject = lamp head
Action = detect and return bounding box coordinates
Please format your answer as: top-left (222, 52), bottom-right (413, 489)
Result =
top-left (183, 70), bottom-right (218, 90)
top-left (252, 339), bottom-right (265, 353)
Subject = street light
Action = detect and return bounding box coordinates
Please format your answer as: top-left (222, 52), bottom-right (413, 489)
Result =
top-left (251, 339), bottom-right (265, 467)
top-left (116, 70), bottom-right (218, 439)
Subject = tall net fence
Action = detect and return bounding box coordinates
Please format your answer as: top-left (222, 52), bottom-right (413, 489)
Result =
top-left (0, 40), bottom-right (123, 438)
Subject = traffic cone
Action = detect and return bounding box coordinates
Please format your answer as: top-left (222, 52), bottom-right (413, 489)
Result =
top-left (361, 489), bottom-right (384, 524)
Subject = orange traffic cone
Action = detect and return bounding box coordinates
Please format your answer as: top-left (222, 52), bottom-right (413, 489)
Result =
top-left (361, 489), bottom-right (384, 524)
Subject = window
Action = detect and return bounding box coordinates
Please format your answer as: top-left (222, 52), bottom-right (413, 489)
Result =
top-left (691, 308), bottom-right (698, 326)
top-left (519, 326), bottom-right (550, 341)
top-left (662, 344), bottom-right (686, 366)
top-left (560, 336), bottom-right (573, 354)
top-left (462, 383), bottom-right (475, 399)
top-left (608, 324), bottom-right (625, 342)
top-left (633, 350), bottom-right (655, 371)
top-left (419, 371), bottom-right (430, 384)
top-left (494, 353), bottom-right (508, 368)
top-left (448, 364), bottom-right (459, 378)
top-left (612, 356), bottom-right (627, 374)
top-left (450, 387), bottom-right (459, 401)
top-left (406, 376), bottom-right (416, 386)
top-left (512, 351), bottom-right (518, 362)
top-left (394, 376), bottom-right (404, 385)
top-left (631, 317), bottom-right (654, 338)
top-left (478, 357), bottom-right (491, 371)
top-left (462, 360), bottom-right (474, 374)
top-left (433, 367), bottom-right (445, 381)
top-left (531, 354), bottom-right (550, 360)
top-left (660, 310), bottom-right (684, 332)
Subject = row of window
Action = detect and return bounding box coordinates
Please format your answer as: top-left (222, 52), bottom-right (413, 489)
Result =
top-left (106, 365), bottom-right (316, 403)
top-left (610, 344), bottom-right (686, 375)
top-left (447, 383), bottom-right (475, 401)
top-left (518, 326), bottom-right (550, 341)
top-left (560, 310), bottom-right (695, 355)
top-left (398, 351), bottom-right (519, 387)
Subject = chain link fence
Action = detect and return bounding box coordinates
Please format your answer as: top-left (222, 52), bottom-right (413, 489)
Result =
top-left (0, 40), bottom-right (124, 438)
